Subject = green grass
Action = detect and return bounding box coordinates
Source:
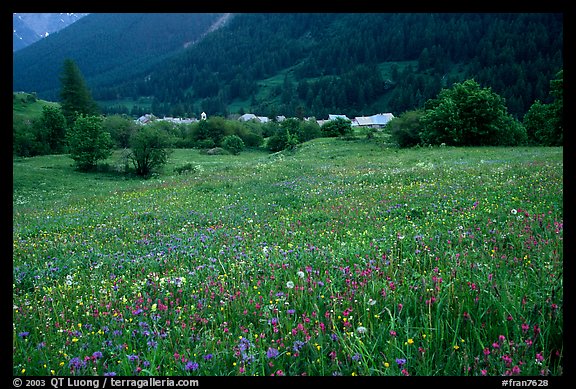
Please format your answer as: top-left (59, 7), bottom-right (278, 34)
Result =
top-left (13, 92), bottom-right (60, 121)
top-left (13, 140), bottom-right (563, 377)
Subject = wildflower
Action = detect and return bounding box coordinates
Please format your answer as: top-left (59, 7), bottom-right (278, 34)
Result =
top-left (18, 331), bottom-right (30, 338)
top-left (390, 330), bottom-right (397, 337)
top-left (203, 354), bottom-right (213, 360)
top-left (286, 281), bottom-right (295, 289)
top-left (356, 326), bottom-right (368, 334)
top-left (297, 271), bottom-right (305, 279)
top-left (352, 353), bottom-right (361, 361)
top-left (185, 361), bottom-right (199, 371)
top-left (266, 348), bottom-right (280, 359)
top-left (293, 340), bottom-right (306, 352)
top-left (396, 358), bottom-right (406, 367)
top-left (92, 351), bottom-right (103, 359)
top-left (407, 338), bottom-right (414, 345)
top-left (521, 323), bottom-right (530, 333)
top-left (511, 209), bottom-right (518, 215)
top-left (535, 353), bottom-right (544, 365)
top-left (69, 357), bottom-right (86, 371)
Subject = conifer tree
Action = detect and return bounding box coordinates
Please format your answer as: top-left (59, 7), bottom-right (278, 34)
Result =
top-left (59, 58), bottom-right (100, 127)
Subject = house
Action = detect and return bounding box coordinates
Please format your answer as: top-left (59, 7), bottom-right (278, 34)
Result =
top-left (158, 116), bottom-right (197, 125)
top-left (238, 113), bottom-right (258, 122)
top-left (135, 113), bottom-right (198, 125)
top-left (135, 113), bottom-right (155, 124)
top-left (238, 113), bottom-right (270, 123)
top-left (352, 113), bottom-right (395, 129)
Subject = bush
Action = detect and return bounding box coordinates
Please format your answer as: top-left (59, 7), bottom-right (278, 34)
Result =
top-left (320, 117), bottom-right (352, 138)
top-left (388, 110), bottom-right (425, 148)
top-left (221, 135), bottom-right (245, 155)
top-left (174, 162), bottom-right (199, 175)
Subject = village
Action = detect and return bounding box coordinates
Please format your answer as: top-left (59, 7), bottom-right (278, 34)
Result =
top-left (136, 112), bottom-right (396, 129)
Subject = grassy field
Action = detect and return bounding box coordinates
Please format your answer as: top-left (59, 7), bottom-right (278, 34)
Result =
top-left (12, 139), bottom-right (563, 377)
top-left (13, 92), bottom-right (60, 122)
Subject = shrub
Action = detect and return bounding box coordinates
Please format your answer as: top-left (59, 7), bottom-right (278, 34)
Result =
top-left (221, 134), bottom-right (245, 155)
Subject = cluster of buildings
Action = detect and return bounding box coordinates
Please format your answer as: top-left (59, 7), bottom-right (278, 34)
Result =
top-left (238, 112), bottom-right (395, 129)
top-left (137, 111), bottom-right (395, 129)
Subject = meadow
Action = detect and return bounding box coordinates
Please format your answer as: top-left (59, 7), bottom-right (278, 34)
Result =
top-left (12, 139), bottom-right (563, 377)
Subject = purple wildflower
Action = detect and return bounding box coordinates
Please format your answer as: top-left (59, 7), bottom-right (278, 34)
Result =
top-left (69, 357), bottom-right (87, 371)
top-left (267, 348), bottom-right (280, 359)
top-left (92, 351), bottom-right (103, 359)
top-left (185, 361), bottom-right (199, 371)
top-left (396, 358), bottom-right (407, 367)
top-left (293, 340), bottom-right (306, 352)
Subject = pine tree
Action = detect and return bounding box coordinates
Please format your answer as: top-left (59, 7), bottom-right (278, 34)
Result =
top-left (59, 59), bottom-right (100, 127)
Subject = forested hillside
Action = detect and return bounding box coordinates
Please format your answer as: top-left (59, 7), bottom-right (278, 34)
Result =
top-left (97, 13), bottom-right (564, 119)
top-left (12, 13), bottom-right (229, 100)
top-left (13, 13), bottom-right (563, 120)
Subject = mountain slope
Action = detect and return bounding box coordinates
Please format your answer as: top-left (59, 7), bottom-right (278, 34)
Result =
top-left (13, 13), bottom-right (563, 120)
top-left (13, 13), bottom-right (231, 99)
top-left (122, 13), bottom-right (562, 119)
top-left (13, 13), bottom-right (88, 52)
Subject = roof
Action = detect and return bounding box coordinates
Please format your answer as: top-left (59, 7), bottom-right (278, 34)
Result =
top-left (239, 113), bottom-right (257, 121)
top-left (353, 113), bottom-right (395, 126)
top-left (370, 113), bottom-right (394, 125)
top-left (328, 114), bottom-right (351, 121)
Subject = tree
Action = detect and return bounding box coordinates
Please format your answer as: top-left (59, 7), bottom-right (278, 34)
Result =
top-left (523, 69), bottom-right (563, 146)
top-left (420, 79), bottom-right (527, 146)
top-left (67, 115), bottom-right (113, 171)
top-left (128, 126), bottom-right (172, 177)
top-left (388, 109), bottom-right (425, 148)
top-left (59, 59), bottom-right (100, 127)
top-left (103, 114), bottom-right (139, 149)
top-left (36, 105), bottom-right (68, 153)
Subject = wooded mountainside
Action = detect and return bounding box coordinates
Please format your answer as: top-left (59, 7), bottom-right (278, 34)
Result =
top-left (13, 13), bottom-right (227, 100)
top-left (13, 13), bottom-right (563, 120)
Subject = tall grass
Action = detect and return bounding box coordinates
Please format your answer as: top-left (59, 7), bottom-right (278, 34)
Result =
top-left (13, 140), bottom-right (563, 376)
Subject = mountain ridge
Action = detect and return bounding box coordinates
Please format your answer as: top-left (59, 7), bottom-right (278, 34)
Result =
top-left (13, 13), bottom-right (88, 51)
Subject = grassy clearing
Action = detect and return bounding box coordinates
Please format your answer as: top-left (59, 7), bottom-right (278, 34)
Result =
top-left (13, 140), bottom-right (563, 377)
